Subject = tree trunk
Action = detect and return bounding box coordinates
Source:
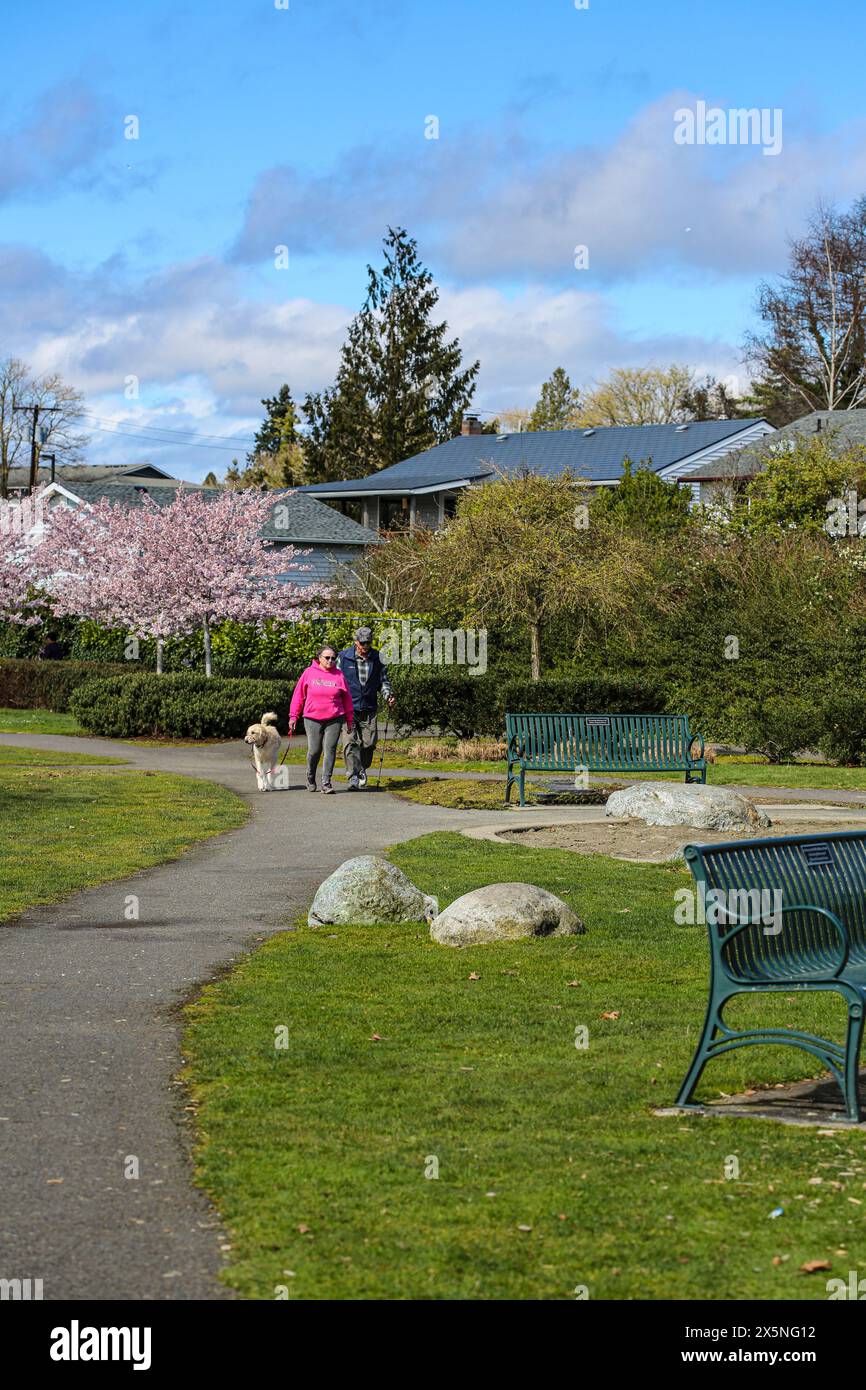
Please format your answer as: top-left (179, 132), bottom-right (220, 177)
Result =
top-left (203, 615), bottom-right (212, 678)
top-left (529, 620), bottom-right (541, 681)
top-left (156, 637), bottom-right (164, 675)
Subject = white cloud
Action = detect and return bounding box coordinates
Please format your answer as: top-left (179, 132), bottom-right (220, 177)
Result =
top-left (232, 92), bottom-right (866, 282)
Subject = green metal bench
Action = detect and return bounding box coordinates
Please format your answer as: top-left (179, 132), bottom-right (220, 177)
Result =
top-left (677, 829), bottom-right (866, 1122)
top-left (504, 712), bottom-right (706, 807)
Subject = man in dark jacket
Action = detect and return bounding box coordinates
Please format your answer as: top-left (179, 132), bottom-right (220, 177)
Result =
top-left (337, 626), bottom-right (395, 790)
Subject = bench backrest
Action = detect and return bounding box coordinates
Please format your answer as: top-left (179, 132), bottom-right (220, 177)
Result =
top-left (684, 830), bottom-right (866, 981)
top-left (505, 712), bottom-right (697, 770)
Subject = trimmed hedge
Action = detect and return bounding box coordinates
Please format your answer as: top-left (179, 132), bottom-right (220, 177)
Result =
top-left (69, 674), bottom-right (294, 740)
top-left (389, 669), bottom-right (664, 738)
top-left (66, 669), bottom-right (666, 740)
top-left (0, 658), bottom-right (134, 711)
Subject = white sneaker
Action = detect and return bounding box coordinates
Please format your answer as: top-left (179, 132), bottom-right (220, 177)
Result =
top-left (358, 769), bottom-right (368, 788)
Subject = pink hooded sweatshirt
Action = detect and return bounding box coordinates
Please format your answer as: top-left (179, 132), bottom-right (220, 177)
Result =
top-left (290, 660), bottom-right (354, 729)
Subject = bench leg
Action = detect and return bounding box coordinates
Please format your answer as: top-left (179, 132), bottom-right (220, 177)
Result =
top-left (518, 767), bottom-right (526, 807)
top-left (843, 1003), bottom-right (865, 1123)
top-left (675, 999), bottom-right (721, 1108)
top-left (505, 764), bottom-right (514, 803)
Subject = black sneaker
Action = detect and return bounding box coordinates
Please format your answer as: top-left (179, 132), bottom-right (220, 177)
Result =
top-left (306, 779), bottom-right (317, 792)
top-left (321, 782), bottom-right (334, 795)
top-left (358, 770), bottom-right (368, 788)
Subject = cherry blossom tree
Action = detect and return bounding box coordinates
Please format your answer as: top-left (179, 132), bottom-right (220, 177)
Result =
top-left (0, 492), bottom-right (43, 625)
top-left (34, 487), bottom-right (322, 674)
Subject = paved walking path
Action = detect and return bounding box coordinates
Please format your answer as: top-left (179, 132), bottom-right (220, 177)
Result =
top-left (2, 733), bottom-right (865, 1301)
top-left (0, 734), bottom-right (574, 1302)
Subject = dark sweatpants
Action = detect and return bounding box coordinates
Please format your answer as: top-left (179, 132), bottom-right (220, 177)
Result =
top-left (342, 712), bottom-right (378, 778)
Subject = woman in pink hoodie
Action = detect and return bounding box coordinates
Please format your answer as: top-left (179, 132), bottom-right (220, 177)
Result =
top-left (289, 646), bottom-right (354, 794)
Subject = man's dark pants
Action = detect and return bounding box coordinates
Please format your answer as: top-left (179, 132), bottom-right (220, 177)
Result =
top-left (343, 711), bottom-right (378, 778)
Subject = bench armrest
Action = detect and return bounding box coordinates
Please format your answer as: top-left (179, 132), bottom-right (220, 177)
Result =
top-left (689, 732), bottom-right (705, 762)
top-left (719, 902), bottom-right (850, 980)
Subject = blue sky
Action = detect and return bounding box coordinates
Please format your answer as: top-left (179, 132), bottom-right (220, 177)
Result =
top-left (2, 0), bottom-right (865, 479)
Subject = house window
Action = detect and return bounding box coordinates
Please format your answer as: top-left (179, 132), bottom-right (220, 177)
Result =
top-left (325, 498), bottom-right (364, 524)
top-left (379, 496), bottom-right (411, 531)
top-left (443, 493), bottom-right (459, 519)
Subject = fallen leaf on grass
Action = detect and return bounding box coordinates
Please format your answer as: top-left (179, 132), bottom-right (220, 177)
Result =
top-left (566, 980), bottom-right (581, 987)
top-left (800, 1260), bottom-right (831, 1273)
top-left (370, 1033), bottom-right (385, 1042)
top-left (600, 1011), bottom-right (621, 1021)
top-left (516, 1224), bottom-right (532, 1233)
top-left (468, 972), bottom-right (481, 981)
top-left (298, 1224), bottom-right (311, 1235)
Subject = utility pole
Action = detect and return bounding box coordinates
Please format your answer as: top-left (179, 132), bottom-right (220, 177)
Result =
top-left (12, 403), bottom-right (60, 493)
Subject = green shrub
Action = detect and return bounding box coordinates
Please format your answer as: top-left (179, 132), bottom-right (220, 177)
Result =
top-left (816, 693), bottom-right (866, 766)
top-left (65, 612), bottom-right (431, 672)
top-left (391, 669), bottom-right (664, 738)
top-left (0, 658), bottom-right (133, 711)
top-left (69, 674), bottom-right (294, 739)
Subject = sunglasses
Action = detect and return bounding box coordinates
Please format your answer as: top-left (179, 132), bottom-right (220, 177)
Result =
top-left (320, 654), bottom-right (336, 663)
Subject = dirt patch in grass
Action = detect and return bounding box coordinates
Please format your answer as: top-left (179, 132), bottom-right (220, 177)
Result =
top-left (498, 818), bottom-right (865, 863)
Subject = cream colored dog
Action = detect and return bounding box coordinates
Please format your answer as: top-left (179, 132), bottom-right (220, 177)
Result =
top-left (244, 712), bottom-right (281, 791)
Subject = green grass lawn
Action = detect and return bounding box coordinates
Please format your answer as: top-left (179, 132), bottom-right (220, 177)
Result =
top-left (184, 831), bottom-right (866, 1301)
top-left (0, 707), bottom-right (85, 735)
top-left (0, 745), bottom-right (125, 766)
top-left (0, 768), bottom-right (248, 920)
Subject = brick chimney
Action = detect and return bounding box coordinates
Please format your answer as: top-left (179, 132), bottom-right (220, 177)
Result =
top-left (461, 413), bottom-right (483, 436)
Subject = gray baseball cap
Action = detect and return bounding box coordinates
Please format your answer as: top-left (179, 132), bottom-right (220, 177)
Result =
top-left (354, 626), bottom-right (373, 643)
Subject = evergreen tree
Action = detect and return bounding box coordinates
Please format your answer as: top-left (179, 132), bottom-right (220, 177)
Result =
top-left (249, 384), bottom-right (299, 461)
top-left (677, 374), bottom-right (751, 421)
top-left (227, 384), bottom-right (306, 488)
top-left (301, 227), bottom-right (480, 482)
top-left (590, 459), bottom-right (692, 536)
top-left (528, 367), bottom-right (581, 430)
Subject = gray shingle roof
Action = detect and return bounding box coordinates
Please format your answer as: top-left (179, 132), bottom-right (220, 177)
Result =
top-left (8, 462), bottom-right (177, 487)
top-left (45, 480), bottom-right (378, 546)
top-left (302, 420), bottom-right (767, 494)
top-left (688, 410), bottom-right (866, 480)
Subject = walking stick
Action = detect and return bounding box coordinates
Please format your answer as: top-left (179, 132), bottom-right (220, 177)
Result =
top-left (375, 710), bottom-right (391, 787)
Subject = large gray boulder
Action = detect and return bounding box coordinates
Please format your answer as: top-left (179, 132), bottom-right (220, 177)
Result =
top-left (308, 855), bottom-right (438, 928)
top-left (605, 782), bottom-right (770, 832)
top-left (430, 883), bottom-right (584, 947)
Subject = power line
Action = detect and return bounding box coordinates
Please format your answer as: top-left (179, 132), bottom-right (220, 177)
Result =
top-left (83, 419), bottom-right (256, 453)
top-left (83, 414), bottom-right (260, 446)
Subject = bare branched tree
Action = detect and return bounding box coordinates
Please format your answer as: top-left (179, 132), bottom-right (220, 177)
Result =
top-left (0, 357), bottom-right (89, 496)
top-left (745, 199), bottom-right (866, 416)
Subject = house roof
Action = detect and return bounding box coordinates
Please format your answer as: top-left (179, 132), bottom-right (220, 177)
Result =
top-left (42, 480), bottom-right (379, 547)
top-left (688, 410), bottom-right (866, 481)
top-left (7, 461), bottom-right (178, 488)
top-left (302, 420), bottom-right (768, 495)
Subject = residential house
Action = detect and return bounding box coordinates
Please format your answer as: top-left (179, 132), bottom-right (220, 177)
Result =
top-left (302, 413), bottom-right (774, 530)
top-left (687, 409), bottom-right (866, 507)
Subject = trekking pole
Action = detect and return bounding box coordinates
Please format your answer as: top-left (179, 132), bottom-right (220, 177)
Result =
top-left (375, 710), bottom-right (391, 787)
